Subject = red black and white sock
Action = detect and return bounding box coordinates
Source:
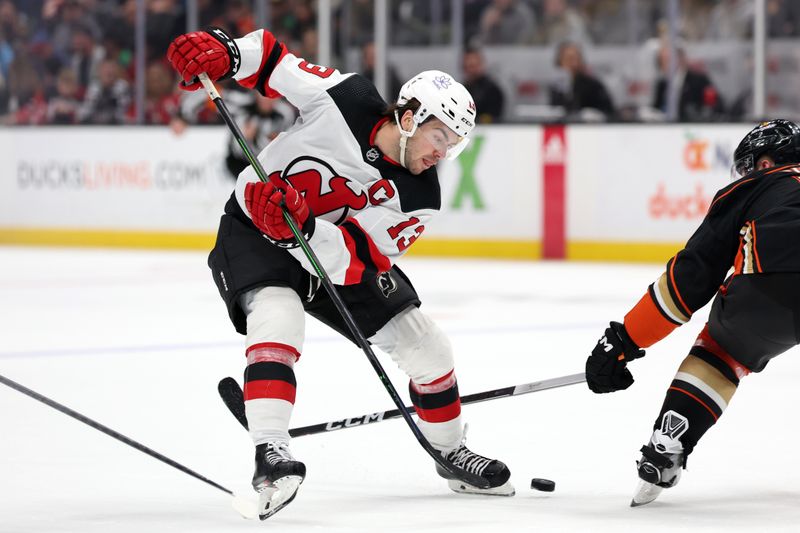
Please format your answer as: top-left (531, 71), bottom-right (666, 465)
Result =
top-left (243, 342), bottom-right (300, 444)
top-left (409, 371), bottom-right (463, 451)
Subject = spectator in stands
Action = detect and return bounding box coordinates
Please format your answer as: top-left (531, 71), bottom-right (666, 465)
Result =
top-left (47, 67), bottom-right (81, 124)
top-left (12, 0), bottom-right (45, 22)
top-left (144, 61), bottom-right (180, 125)
top-left (78, 58), bottom-right (131, 124)
top-left (391, 0), bottom-right (440, 45)
top-left (584, 0), bottom-right (659, 45)
top-left (707, 0), bottom-right (753, 40)
top-left (767, 0), bottom-right (800, 37)
top-left (0, 65), bottom-right (7, 116)
top-left (549, 40), bottom-right (615, 119)
top-left (479, 0), bottom-right (536, 45)
top-left (44, 0), bottom-right (102, 64)
top-left (0, 0), bottom-right (23, 45)
top-left (169, 83), bottom-right (295, 180)
top-left (298, 27), bottom-right (318, 62)
top-left (676, 0), bottom-right (714, 41)
top-left (145, 0), bottom-right (185, 62)
top-left (0, 7), bottom-right (17, 82)
top-left (68, 23), bottom-right (104, 90)
top-left (535, 0), bottom-right (590, 45)
top-left (462, 48), bottom-right (505, 123)
top-left (30, 28), bottom-right (64, 96)
top-left (0, 0), bottom-right (21, 116)
top-left (223, 91), bottom-right (296, 180)
top-left (360, 41), bottom-right (402, 101)
top-left (220, 0), bottom-right (257, 37)
top-left (288, 0), bottom-right (316, 44)
top-left (5, 52), bottom-right (47, 124)
top-left (108, 0), bottom-right (136, 53)
top-left (652, 43), bottom-right (724, 121)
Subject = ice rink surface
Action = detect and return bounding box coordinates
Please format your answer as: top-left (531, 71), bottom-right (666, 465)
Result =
top-left (2, 247), bottom-right (799, 533)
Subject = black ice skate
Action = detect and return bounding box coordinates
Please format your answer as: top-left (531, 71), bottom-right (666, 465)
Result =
top-left (252, 442), bottom-right (306, 520)
top-left (435, 428), bottom-right (514, 496)
top-left (631, 411), bottom-right (687, 507)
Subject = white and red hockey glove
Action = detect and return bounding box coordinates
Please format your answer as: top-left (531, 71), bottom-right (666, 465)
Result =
top-left (166, 27), bottom-right (241, 91)
top-left (244, 181), bottom-right (315, 249)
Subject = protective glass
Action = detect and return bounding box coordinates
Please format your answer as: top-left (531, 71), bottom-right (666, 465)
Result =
top-left (418, 123), bottom-right (470, 161)
top-left (730, 154), bottom-right (753, 181)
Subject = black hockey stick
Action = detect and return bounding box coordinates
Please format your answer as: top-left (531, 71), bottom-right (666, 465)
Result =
top-left (218, 372), bottom-right (586, 436)
top-left (198, 74), bottom-right (489, 489)
top-left (0, 373), bottom-right (258, 518)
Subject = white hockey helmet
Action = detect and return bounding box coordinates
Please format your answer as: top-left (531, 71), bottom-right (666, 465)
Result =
top-left (395, 70), bottom-right (477, 161)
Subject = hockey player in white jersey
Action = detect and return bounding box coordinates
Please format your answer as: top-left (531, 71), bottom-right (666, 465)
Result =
top-left (167, 27), bottom-right (513, 519)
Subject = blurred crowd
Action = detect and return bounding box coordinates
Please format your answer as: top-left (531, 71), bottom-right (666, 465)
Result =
top-left (1, 0), bottom-right (798, 126)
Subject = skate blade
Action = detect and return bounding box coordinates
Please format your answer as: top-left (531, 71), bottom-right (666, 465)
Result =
top-left (258, 475), bottom-right (304, 520)
top-left (447, 479), bottom-right (515, 497)
top-left (630, 479), bottom-right (663, 507)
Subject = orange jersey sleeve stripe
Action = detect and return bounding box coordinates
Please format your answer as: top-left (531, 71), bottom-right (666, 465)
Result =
top-left (624, 291), bottom-right (680, 348)
top-left (668, 254), bottom-right (692, 316)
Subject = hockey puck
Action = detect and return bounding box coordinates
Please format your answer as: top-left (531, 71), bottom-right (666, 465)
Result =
top-left (530, 478), bottom-right (555, 492)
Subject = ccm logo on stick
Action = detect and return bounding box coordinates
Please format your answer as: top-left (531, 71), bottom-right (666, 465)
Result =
top-left (325, 413), bottom-right (385, 430)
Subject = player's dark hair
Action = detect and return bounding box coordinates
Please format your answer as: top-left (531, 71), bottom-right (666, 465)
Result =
top-left (383, 98), bottom-right (422, 124)
top-left (554, 40), bottom-right (583, 68)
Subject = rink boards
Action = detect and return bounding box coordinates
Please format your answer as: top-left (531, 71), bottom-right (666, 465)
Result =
top-left (0, 123), bottom-right (751, 262)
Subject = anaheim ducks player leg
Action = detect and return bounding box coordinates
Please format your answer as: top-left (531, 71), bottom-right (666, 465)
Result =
top-left (633, 274), bottom-right (800, 506)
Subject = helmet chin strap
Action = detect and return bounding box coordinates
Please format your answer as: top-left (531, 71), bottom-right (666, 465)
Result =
top-left (394, 110), bottom-right (418, 169)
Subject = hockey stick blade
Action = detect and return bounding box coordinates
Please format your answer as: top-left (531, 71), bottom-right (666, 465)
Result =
top-left (219, 377), bottom-right (248, 430)
top-left (218, 372), bottom-right (585, 438)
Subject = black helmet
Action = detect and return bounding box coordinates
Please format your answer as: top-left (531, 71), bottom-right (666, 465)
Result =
top-left (732, 119), bottom-right (800, 179)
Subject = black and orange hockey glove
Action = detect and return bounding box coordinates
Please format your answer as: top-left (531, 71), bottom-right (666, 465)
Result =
top-left (585, 321), bottom-right (645, 393)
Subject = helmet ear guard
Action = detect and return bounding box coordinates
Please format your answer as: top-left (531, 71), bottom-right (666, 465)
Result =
top-left (731, 119), bottom-right (800, 180)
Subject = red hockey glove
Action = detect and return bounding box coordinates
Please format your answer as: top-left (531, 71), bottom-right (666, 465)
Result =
top-left (585, 321), bottom-right (646, 393)
top-left (166, 27), bottom-right (241, 91)
top-left (244, 181), bottom-right (315, 249)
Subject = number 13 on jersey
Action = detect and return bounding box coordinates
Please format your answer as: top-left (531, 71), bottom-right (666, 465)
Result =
top-left (387, 217), bottom-right (425, 252)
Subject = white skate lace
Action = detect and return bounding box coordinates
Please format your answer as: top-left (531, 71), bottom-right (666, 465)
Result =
top-left (265, 442), bottom-right (295, 466)
top-left (446, 445), bottom-right (492, 476)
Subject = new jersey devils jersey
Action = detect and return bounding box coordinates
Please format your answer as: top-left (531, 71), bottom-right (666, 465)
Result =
top-left (229, 29), bottom-right (438, 286)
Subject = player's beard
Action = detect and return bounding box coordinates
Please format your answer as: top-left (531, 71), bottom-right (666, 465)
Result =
top-left (402, 134), bottom-right (423, 174)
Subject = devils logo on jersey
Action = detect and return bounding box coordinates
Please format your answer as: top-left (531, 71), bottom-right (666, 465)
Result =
top-left (268, 156), bottom-right (368, 225)
top-left (376, 271), bottom-right (398, 298)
